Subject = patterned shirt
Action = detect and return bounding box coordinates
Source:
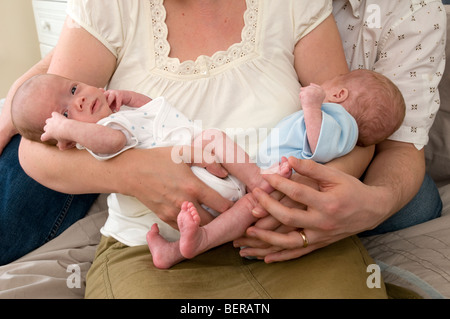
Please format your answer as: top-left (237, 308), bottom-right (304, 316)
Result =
top-left (333, 0), bottom-right (446, 149)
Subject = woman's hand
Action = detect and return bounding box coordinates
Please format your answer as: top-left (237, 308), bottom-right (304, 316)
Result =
top-left (111, 147), bottom-right (234, 229)
top-left (236, 156), bottom-right (388, 263)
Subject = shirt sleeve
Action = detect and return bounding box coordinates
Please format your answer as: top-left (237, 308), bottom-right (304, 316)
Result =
top-left (372, 1), bottom-right (446, 149)
top-left (303, 103), bottom-right (358, 163)
top-left (257, 103), bottom-right (357, 167)
top-left (293, 0), bottom-right (333, 42)
top-left (66, 0), bottom-right (125, 58)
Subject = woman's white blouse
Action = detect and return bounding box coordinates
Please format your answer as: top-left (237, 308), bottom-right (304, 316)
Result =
top-left (67, 0), bottom-right (332, 158)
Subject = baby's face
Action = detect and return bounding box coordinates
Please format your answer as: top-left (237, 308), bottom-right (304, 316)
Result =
top-left (37, 75), bottom-right (113, 123)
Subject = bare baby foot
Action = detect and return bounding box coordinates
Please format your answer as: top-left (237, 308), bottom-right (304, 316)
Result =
top-left (146, 223), bottom-right (184, 269)
top-left (258, 156), bottom-right (292, 193)
top-left (178, 201), bottom-right (208, 259)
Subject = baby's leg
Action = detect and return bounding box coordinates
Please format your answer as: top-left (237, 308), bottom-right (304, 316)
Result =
top-left (196, 129), bottom-right (291, 193)
top-left (257, 157), bottom-right (292, 192)
top-left (146, 224), bottom-right (185, 269)
top-left (147, 193), bottom-right (259, 269)
top-left (178, 193), bottom-right (260, 259)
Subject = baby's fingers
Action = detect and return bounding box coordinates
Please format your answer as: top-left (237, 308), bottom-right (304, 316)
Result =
top-left (40, 131), bottom-right (50, 142)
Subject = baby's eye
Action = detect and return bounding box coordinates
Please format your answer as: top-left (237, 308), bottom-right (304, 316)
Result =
top-left (63, 111), bottom-right (69, 118)
top-left (71, 85), bottom-right (77, 95)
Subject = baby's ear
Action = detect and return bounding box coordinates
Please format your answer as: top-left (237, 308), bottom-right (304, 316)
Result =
top-left (329, 88), bottom-right (349, 103)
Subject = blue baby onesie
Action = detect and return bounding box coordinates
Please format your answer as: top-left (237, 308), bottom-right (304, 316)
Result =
top-left (257, 103), bottom-right (358, 168)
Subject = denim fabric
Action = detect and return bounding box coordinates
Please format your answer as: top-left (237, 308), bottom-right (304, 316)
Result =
top-left (0, 135), bottom-right (98, 265)
top-left (360, 174), bottom-right (442, 237)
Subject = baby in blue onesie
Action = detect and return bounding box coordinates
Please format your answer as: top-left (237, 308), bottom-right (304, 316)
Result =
top-left (11, 69), bottom-right (405, 269)
top-left (258, 69), bottom-right (406, 168)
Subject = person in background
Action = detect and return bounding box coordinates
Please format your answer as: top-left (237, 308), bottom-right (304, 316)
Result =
top-left (236, 0), bottom-right (445, 263)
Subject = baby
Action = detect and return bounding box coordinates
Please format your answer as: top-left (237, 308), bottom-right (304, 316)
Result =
top-left (11, 69), bottom-right (405, 268)
top-left (258, 69), bottom-right (406, 169)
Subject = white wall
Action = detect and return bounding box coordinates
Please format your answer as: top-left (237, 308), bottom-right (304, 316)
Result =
top-left (0, 0), bottom-right (41, 98)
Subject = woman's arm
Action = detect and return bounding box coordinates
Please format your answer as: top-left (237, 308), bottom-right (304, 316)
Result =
top-left (294, 14), bottom-right (348, 86)
top-left (19, 17), bottom-right (232, 228)
top-left (48, 17), bottom-right (116, 86)
top-left (364, 140), bottom-right (425, 216)
top-left (19, 141), bottom-right (231, 227)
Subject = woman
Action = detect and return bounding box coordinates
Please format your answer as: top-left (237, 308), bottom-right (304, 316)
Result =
top-left (2, 0), bottom-right (384, 297)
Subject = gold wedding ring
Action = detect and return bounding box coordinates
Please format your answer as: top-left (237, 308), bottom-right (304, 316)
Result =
top-left (298, 229), bottom-right (309, 248)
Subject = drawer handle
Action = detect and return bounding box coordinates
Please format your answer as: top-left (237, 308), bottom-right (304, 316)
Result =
top-left (41, 21), bottom-right (51, 31)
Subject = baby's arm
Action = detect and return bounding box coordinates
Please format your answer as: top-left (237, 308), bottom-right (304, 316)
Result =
top-left (104, 90), bottom-right (152, 111)
top-left (189, 129), bottom-right (289, 193)
top-left (299, 83), bottom-right (325, 153)
top-left (41, 112), bottom-right (127, 154)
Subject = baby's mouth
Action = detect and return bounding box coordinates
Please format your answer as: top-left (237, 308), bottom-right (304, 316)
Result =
top-left (91, 99), bottom-right (99, 114)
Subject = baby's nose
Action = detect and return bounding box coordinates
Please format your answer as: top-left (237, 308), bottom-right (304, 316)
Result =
top-left (73, 96), bottom-right (86, 110)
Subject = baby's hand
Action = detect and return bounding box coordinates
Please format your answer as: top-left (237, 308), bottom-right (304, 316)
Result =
top-left (104, 90), bottom-right (126, 112)
top-left (299, 83), bottom-right (326, 109)
top-left (41, 112), bottom-right (76, 150)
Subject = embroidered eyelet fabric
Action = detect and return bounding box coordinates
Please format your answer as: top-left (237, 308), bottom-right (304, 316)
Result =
top-left (150, 0), bottom-right (260, 76)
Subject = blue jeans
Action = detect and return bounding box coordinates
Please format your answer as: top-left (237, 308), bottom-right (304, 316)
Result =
top-left (360, 174), bottom-right (442, 237)
top-left (0, 135), bottom-right (98, 265)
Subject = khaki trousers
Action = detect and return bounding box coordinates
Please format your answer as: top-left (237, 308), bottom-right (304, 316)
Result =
top-left (85, 235), bottom-right (388, 299)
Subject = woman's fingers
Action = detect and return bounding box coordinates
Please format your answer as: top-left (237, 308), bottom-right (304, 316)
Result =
top-left (251, 214), bottom-right (281, 229)
top-left (252, 188), bottom-right (315, 229)
top-left (239, 227), bottom-right (330, 263)
top-left (262, 160), bottom-right (328, 208)
top-left (246, 227), bottom-right (313, 250)
top-left (263, 248), bottom-right (305, 263)
top-left (233, 236), bottom-right (271, 250)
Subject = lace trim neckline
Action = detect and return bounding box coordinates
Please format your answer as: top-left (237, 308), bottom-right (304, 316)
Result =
top-left (150, 0), bottom-right (259, 76)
